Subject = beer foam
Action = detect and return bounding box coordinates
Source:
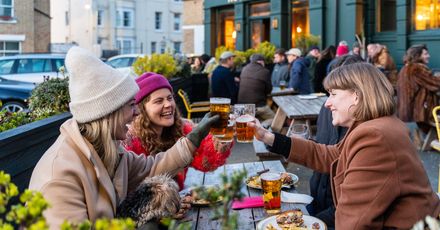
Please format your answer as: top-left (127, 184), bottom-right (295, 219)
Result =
top-left (260, 172), bottom-right (281, 181)
top-left (210, 97), bottom-right (231, 104)
top-left (236, 115), bottom-right (255, 123)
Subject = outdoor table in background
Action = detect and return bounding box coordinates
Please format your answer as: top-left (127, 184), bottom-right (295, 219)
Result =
top-left (270, 87), bottom-right (297, 97)
top-left (182, 160), bottom-right (308, 230)
top-left (271, 95), bottom-right (328, 136)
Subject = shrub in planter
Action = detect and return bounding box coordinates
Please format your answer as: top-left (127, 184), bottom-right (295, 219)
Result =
top-left (28, 78), bottom-right (70, 121)
top-left (0, 111), bottom-right (31, 132)
top-left (293, 34), bottom-right (321, 56)
top-left (132, 53), bottom-right (177, 79)
top-left (254, 41), bottom-right (276, 65)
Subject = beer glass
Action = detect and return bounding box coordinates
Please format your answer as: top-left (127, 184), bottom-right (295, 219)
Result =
top-left (217, 107), bottom-right (235, 143)
top-left (210, 98), bottom-right (231, 137)
top-left (289, 124), bottom-right (310, 139)
top-left (261, 172), bottom-right (282, 215)
top-left (233, 104), bottom-right (256, 143)
top-left (235, 115), bottom-right (255, 143)
top-left (279, 80), bottom-right (286, 90)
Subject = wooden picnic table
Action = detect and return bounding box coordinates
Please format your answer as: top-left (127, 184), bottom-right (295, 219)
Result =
top-left (270, 87), bottom-right (297, 97)
top-left (271, 95), bottom-right (328, 135)
top-left (182, 160), bottom-right (308, 230)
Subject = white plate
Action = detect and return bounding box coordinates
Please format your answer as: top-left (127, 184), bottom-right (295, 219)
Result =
top-left (245, 172), bottom-right (299, 190)
top-left (298, 95), bottom-right (318, 100)
top-left (311, 92), bottom-right (326, 97)
top-left (256, 214), bottom-right (327, 230)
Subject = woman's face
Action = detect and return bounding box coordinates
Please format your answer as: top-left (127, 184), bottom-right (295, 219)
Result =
top-left (421, 49), bottom-right (430, 64)
top-left (144, 88), bottom-right (176, 131)
top-left (115, 99), bottom-right (138, 140)
top-left (325, 89), bottom-right (358, 127)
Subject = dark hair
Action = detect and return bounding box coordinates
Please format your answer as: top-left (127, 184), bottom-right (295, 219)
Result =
top-left (330, 54), bottom-right (364, 71)
top-left (275, 48), bottom-right (286, 57)
top-left (403, 44), bottom-right (428, 64)
top-left (200, 54), bottom-right (211, 64)
top-left (318, 45), bottom-right (336, 62)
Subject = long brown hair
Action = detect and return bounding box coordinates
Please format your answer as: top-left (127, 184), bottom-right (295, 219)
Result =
top-left (403, 44), bottom-right (428, 64)
top-left (132, 95), bottom-right (184, 155)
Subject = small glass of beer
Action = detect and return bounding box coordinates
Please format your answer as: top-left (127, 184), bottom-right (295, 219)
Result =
top-left (235, 115), bottom-right (255, 143)
top-left (279, 80), bottom-right (286, 90)
top-left (210, 98), bottom-right (231, 137)
top-left (261, 172), bottom-right (282, 215)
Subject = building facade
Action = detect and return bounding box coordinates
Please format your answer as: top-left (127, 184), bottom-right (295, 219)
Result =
top-left (0, 0), bottom-right (51, 55)
top-left (51, 0), bottom-right (183, 57)
top-left (204, 0), bottom-right (440, 68)
top-left (182, 0), bottom-right (205, 55)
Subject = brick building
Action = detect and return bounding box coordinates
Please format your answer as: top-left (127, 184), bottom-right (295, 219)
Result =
top-left (0, 0), bottom-right (51, 55)
top-left (183, 0), bottom-right (204, 55)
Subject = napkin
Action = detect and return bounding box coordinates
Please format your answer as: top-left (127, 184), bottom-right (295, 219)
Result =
top-left (231, 196), bottom-right (264, 209)
top-left (281, 191), bottom-right (314, 204)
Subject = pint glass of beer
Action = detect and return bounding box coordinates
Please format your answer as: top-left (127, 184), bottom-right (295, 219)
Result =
top-left (261, 172), bottom-right (282, 215)
top-left (235, 115), bottom-right (255, 143)
top-left (279, 80), bottom-right (286, 90)
top-left (210, 98), bottom-right (231, 137)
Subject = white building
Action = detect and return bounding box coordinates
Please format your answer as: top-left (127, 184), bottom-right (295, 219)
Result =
top-left (51, 0), bottom-right (183, 57)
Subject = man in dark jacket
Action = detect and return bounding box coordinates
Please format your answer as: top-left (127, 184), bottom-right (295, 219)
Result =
top-left (286, 48), bottom-right (312, 94)
top-left (211, 51), bottom-right (239, 104)
top-left (271, 48), bottom-right (289, 87)
top-left (238, 54), bottom-right (274, 121)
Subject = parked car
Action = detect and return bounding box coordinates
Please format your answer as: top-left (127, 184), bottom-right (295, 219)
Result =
top-left (106, 54), bottom-right (143, 78)
top-left (0, 77), bottom-right (35, 112)
top-left (0, 54), bottom-right (66, 84)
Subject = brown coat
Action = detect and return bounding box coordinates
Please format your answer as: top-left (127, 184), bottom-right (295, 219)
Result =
top-left (397, 63), bottom-right (440, 123)
top-left (29, 119), bottom-right (195, 229)
top-left (289, 116), bottom-right (440, 229)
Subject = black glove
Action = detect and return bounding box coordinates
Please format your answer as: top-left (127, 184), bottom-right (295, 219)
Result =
top-left (186, 112), bottom-right (219, 148)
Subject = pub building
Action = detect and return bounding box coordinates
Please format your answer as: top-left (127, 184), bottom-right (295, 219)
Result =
top-left (204, 0), bottom-right (440, 68)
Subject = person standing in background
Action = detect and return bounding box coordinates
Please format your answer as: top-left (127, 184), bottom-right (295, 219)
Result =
top-left (271, 48), bottom-right (290, 87)
top-left (313, 45), bottom-right (336, 93)
top-left (286, 48), bottom-right (312, 94)
top-left (304, 46), bottom-right (320, 90)
top-left (211, 51), bottom-right (239, 104)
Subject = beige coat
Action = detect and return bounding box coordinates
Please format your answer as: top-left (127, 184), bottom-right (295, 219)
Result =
top-left (289, 116), bottom-right (440, 229)
top-left (29, 119), bottom-right (195, 229)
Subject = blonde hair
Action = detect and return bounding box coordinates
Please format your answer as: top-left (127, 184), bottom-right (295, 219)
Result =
top-left (78, 107), bottom-right (126, 178)
top-left (132, 95), bottom-right (183, 155)
top-left (324, 63), bottom-right (395, 121)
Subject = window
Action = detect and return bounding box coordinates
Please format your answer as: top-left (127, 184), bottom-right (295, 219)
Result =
top-left (117, 38), bottom-right (134, 54)
top-left (97, 10), bottom-right (103, 26)
top-left (155, 12), bottom-right (162, 30)
top-left (17, 59), bottom-right (51, 73)
top-left (107, 58), bottom-right (131, 68)
top-left (291, 0), bottom-right (309, 47)
top-left (116, 9), bottom-right (134, 28)
top-left (376, 0), bottom-right (396, 32)
top-left (65, 11), bottom-right (69, 26)
top-left (53, 59), bottom-right (65, 71)
top-left (160, 41), bottom-right (166, 54)
top-left (250, 2), bottom-right (270, 17)
top-left (414, 0), bottom-right (440, 30)
top-left (151, 41), bottom-right (156, 53)
top-left (0, 59), bottom-right (14, 74)
top-left (0, 41), bottom-right (19, 56)
top-left (174, 13), bottom-right (181, 31)
top-left (216, 10), bottom-right (235, 50)
top-left (174, 42), bottom-right (181, 53)
top-left (0, 0), bottom-right (13, 19)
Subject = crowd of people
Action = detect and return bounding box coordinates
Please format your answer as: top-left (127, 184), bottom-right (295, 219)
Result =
top-left (26, 40), bottom-right (440, 229)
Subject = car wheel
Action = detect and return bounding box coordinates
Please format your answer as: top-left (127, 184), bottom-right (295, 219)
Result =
top-left (2, 101), bottom-right (26, 113)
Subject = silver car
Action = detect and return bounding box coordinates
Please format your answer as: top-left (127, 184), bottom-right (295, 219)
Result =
top-left (0, 54), bottom-right (66, 84)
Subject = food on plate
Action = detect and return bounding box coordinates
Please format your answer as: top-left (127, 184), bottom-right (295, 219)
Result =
top-left (247, 172), bottom-right (295, 189)
top-left (265, 209), bottom-right (320, 230)
top-left (181, 186), bottom-right (222, 206)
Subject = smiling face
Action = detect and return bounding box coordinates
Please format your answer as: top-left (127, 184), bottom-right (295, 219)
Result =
top-left (114, 99), bottom-right (138, 140)
top-left (421, 49), bottom-right (430, 64)
top-left (143, 88), bottom-right (176, 134)
top-left (325, 89), bottom-right (358, 127)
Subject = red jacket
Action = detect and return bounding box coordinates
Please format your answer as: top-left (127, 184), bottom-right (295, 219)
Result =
top-left (123, 121), bottom-right (232, 190)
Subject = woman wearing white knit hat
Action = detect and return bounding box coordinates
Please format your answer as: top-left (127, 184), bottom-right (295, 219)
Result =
top-left (29, 47), bottom-right (218, 229)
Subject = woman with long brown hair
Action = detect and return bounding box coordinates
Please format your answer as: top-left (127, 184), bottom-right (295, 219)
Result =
top-left (397, 44), bottom-right (440, 134)
top-left (123, 72), bottom-right (232, 190)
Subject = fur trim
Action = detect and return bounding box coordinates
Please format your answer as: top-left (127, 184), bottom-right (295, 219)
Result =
top-left (116, 175), bottom-right (180, 227)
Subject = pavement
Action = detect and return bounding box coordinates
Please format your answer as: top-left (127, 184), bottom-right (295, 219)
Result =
top-left (226, 142), bottom-right (440, 194)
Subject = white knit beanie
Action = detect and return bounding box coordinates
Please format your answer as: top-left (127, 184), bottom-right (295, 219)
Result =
top-left (65, 47), bottom-right (139, 123)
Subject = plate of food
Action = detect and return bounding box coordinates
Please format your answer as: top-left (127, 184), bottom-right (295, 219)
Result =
top-left (256, 209), bottom-right (326, 230)
top-left (179, 185), bottom-right (223, 206)
top-left (311, 92), bottom-right (327, 97)
top-left (246, 172), bottom-right (298, 190)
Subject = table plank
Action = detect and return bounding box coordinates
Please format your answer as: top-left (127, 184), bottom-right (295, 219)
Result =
top-left (272, 95), bottom-right (327, 119)
top-left (243, 162), bottom-right (266, 227)
top-left (225, 163), bottom-right (255, 230)
top-left (196, 166), bottom-right (225, 229)
top-left (182, 168), bottom-right (205, 230)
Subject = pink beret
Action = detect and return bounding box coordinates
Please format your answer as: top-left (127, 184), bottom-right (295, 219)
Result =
top-left (336, 45), bottom-right (349, 56)
top-left (135, 72), bottom-right (173, 104)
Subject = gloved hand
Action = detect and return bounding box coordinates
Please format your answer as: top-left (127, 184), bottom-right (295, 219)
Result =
top-left (186, 112), bottom-right (219, 148)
